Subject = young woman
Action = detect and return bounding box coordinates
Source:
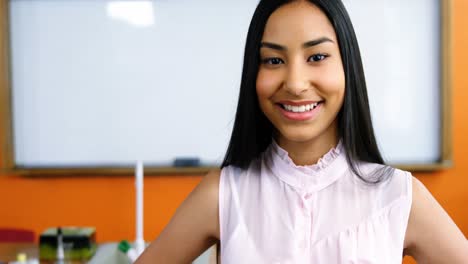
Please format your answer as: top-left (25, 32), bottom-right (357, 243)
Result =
top-left (136, 0), bottom-right (468, 263)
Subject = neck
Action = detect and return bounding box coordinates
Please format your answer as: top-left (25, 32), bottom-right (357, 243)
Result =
top-left (275, 126), bottom-right (339, 166)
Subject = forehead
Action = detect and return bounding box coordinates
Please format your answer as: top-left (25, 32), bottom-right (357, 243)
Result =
top-left (262, 1), bottom-right (337, 43)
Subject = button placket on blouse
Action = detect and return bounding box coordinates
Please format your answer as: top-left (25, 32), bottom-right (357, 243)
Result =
top-left (300, 191), bottom-right (313, 216)
top-left (297, 191), bottom-right (313, 251)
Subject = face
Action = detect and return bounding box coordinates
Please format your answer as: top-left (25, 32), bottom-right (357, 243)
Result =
top-left (256, 1), bottom-right (345, 147)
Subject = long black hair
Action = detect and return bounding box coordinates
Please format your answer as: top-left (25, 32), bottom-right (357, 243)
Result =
top-left (221, 0), bottom-right (393, 183)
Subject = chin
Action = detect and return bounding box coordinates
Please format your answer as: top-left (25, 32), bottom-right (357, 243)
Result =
top-left (277, 127), bottom-right (323, 144)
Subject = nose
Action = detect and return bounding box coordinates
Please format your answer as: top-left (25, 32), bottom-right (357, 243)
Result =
top-left (284, 61), bottom-right (310, 96)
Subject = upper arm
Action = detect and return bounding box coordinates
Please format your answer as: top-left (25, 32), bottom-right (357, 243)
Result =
top-left (404, 176), bottom-right (468, 263)
top-left (135, 169), bottom-right (221, 264)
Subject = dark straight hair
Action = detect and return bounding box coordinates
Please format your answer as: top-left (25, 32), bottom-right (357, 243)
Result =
top-left (221, 0), bottom-right (393, 183)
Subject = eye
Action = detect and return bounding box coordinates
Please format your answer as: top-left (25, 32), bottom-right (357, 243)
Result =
top-left (261, 57), bottom-right (284, 65)
top-left (308, 54), bottom-right (328, 62)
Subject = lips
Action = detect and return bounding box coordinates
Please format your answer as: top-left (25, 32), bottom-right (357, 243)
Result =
top-left (276, 101), bottom-right (323, 121)
top-left (280, 102), bottom-right (321, 113)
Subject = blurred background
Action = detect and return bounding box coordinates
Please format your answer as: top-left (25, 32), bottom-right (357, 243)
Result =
top-left (0, 0), bottom-right (466, 263)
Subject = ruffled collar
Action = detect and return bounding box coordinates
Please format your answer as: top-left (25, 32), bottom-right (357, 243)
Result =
top-left (263, 139), bottom-right (348, 192)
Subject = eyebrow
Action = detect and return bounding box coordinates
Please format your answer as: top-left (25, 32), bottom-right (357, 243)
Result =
top-left (260, 37), bottom-right (334, 51)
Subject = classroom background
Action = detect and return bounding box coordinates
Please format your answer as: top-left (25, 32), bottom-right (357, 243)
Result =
top-left (1, 1), bottom-right (467, 263)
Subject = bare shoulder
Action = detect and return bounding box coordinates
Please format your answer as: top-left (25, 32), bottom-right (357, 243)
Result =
top-left (174, 168), bottom-right (221, 239)
top-left (199, 169), bottom-right (222, 209)
top-left (404, 176), bottom-right (468, 263)
top-left (134, 169), bottom-right (221, 264)
top-left (190, 168), bottom-right (222, 239)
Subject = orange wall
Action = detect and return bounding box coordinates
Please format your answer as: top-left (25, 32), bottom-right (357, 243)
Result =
top-left (1, 1), bottom-right (467, 262)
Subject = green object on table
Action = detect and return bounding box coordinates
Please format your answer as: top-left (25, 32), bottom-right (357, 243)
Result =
top-left (117, 240), bottom-right (131, 254)
top-left (39, 227), bottom-right (97, 261)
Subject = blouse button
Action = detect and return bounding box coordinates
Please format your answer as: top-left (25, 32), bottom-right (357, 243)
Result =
top-left (303, 193), bottom-right (313, 200)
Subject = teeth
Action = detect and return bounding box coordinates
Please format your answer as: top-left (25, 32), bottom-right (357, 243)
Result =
top-left (282, 102), bottom-right (320, 113)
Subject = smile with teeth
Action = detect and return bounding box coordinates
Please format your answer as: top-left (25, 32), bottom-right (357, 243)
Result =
top-left (281, 102), bottom-right (321, 113)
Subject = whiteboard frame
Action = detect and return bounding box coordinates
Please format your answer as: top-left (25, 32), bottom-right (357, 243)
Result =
top-left (0, 0), bottom-right (453, 176)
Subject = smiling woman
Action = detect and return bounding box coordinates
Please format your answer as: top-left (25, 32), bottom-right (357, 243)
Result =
top-left (135, 0), bottom-right (468, 263)
top-left (256, 3), bottom-right (345, 166)
top-left (223, 0), bottom-right (388, 183)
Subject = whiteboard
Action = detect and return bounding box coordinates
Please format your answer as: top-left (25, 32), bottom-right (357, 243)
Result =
top-left (9, 0), bottom-right (441, 167)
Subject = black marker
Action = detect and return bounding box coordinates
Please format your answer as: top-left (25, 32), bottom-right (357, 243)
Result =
top-left (174, 157), bottom-right (200, 167)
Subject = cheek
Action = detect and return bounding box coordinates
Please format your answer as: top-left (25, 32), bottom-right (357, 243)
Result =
top-left (324, 76), bottom-right (345, 97)
top-left (320, 64), bottom-right (345, 99)
top-left (256, 69), bottom-right (281, 99)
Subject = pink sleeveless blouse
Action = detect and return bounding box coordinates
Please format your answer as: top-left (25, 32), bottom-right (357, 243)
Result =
top-left (219, 140), bottom-right (412, 263)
